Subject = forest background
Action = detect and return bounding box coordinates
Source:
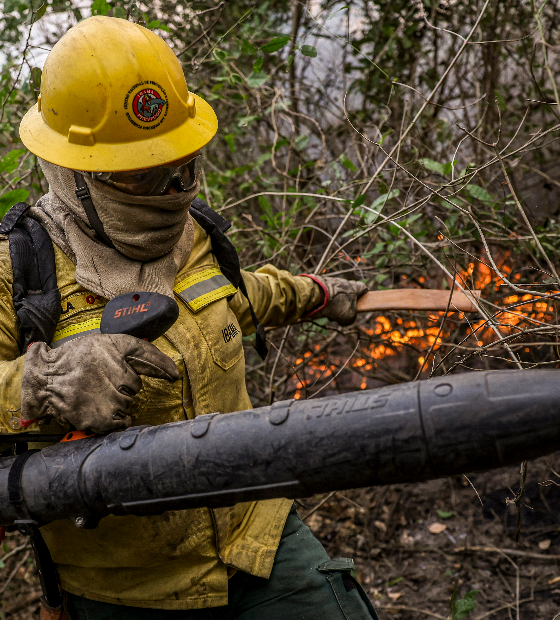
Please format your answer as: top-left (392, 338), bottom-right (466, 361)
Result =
top-left (2, 0), bottom-right (560, 618)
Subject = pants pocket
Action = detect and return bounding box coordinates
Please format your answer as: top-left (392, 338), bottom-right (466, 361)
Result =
top-left (317, 559), bottom-right (381, 620)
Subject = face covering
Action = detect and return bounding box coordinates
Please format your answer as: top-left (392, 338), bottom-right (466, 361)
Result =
top-left (30, 159), bottom-right (198, 300)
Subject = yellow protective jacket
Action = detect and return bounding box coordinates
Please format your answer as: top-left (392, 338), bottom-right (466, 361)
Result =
top-left (0, 219), bottom-right (321, 609)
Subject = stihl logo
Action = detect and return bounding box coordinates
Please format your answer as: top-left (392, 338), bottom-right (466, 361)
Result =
top-left (222, 323), bottom-right (239, 343)
top-left (114, 304), bottom-right (150, 318)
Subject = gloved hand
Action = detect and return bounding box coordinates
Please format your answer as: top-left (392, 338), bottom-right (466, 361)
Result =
top-left (21, 334), bottom-right (180, 434)
top-left (301, 275), bottom-right (368, 326)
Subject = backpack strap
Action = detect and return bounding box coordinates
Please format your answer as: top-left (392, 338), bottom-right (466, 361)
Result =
top-left (0, 201), bottom-right (31, 234)
top-left (0, 203), bottom-right (61, 352)
top-left (189, 198), bottom-right (268, 361)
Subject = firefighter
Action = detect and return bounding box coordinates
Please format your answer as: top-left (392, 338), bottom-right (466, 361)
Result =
top-left (8, 15), bottom-right (377, 620)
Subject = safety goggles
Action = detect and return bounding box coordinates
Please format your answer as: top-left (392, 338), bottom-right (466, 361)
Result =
top-left (89, 155), bottom-right (201, 196)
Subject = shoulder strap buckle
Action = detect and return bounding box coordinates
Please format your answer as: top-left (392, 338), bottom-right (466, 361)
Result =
top-left (75, 186), bottom-right (90, 201)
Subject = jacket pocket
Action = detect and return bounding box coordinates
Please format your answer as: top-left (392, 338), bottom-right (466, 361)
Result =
top-left (175, 266), bottom-right (242, 371)
top-left (186, 297), bottom-right (243, 371)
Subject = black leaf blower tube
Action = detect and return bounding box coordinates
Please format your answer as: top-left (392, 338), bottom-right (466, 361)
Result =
top-left (1, 369), bottom-right (560, 529)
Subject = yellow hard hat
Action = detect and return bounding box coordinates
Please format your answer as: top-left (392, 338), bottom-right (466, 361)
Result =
top-left (19, 16), bottom-right (218, 172)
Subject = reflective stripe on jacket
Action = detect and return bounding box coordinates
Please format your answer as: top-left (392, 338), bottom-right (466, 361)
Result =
top-left (0, 220), bottom-right (321, 610)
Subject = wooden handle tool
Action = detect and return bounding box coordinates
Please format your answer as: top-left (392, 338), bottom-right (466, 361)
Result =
top-left (357, 289), bottom-right (481, 313)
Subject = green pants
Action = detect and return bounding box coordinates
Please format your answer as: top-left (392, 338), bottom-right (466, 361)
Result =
top-left (65, 506), bottom-right (380, 620)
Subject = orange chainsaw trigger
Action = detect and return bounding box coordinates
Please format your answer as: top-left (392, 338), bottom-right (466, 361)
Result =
top-left (60, 430), bottom-right (96, 442)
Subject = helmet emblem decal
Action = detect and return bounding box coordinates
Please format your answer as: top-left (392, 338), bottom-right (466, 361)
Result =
top-left (133, 89), bottom-right (166, 122)
top-left (124, 81), bottom-right (169, 130)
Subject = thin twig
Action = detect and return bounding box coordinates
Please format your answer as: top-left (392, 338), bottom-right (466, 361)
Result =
top-left (463, 475), bottom-right (484, 506)
top-left (455, 546), bottom-right (560, 561)
top-left (309, 340), bottom-right (360, 398)
top-left (377, 604), bottom-right (447, 619)
top-left (267, 325), bottom-right (292, 405)
top-left (0, 549), bottom-right (31, 596)
top-left (0, 542), bottom-right (30, 564)
top-left (474, 598), bottom-right (533, 620)
top-left (302, 491), bottom-right (337, 521)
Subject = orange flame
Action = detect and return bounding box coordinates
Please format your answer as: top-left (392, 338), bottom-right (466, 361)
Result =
top-left (291, 252), bottom-right (556, 397)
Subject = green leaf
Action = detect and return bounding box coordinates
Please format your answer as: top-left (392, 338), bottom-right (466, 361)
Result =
top-left (437, 510), bottom-right (456, 520)
top-left (465, 184), bottom-right (492, 205)
top-left (0, 560), bottom-right (4, 568)
top-left (352, 195), bottom-right (366, 209)
top-left (379, 129), bottom-right (392, 146)
top-left (256, 151), bottom-right (272, 166)
top-left (230, 73), bottom-right (243, 85)
top-left (241, 39), bottom-right (258, 55)
top-left (340, 155), bottom-right (357, 171)
top-left (33, 3), bottom-right (47, 22)
top-left (294, 134), bottom-right (309, 150)
top-left (91, 0), bottom-right (111, 16)
top-left (452, 590), bottom-right (479, 619)
top-left (0, 190), bottom-right (30, 220)
top-left (252, 57), bottom-right (263, 73)
top-left (419, 158), bottom-right (446, 175)
top-left (113, 5), bottom-right (125, 18)
top-left (0, 149), bottom-right (26, 174)
top-left (406, 213), bottom-right (422, 225)
top-left (261, 36), bottom-right (291, 54)
top-left (301, 44), bottom-right (317, 58)
top-left (147, 21), bottom-right (171, 32)
top-left (258, 196), bottom-right (273, 218)
top-left (369, 189), bottom-right (400, 210)
top-left (443, 160), bottom-right (457, 175)
top-left (224, 134), bottom-right (235, 153)
top-left (246, 72), bottom-right (269, 89)
top-left (388, 576), bottom-right (403, 586)
top-left (272, 138), bottom-right (289, 152)
top-left (495, 90), bottom-right (506, 111)
top-left (213, 49), bottom-right (227, 62)
top-left (237, 114), bottom-right (259, 127)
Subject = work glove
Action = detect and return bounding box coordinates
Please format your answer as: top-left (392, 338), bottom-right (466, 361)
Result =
top-left (301, 275), bottom-right (368, 326)
top-left (21, 334), bottom-right (180, 434)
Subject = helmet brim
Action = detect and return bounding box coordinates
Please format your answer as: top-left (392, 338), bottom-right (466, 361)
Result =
top-left (19, 93), bottom-right (218, 172)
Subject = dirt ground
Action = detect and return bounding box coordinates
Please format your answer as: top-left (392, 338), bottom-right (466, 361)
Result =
top-left (303, 455), bottom-right (560, 620)
top-left (1, 455), bottom-right (560, 619)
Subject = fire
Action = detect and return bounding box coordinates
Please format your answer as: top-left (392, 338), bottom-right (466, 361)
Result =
top-left (289, 251), bottom-right (558, 399)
